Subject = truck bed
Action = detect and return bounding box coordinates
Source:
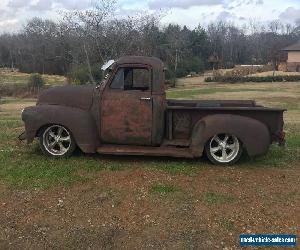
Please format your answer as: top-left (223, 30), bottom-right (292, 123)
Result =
top-left (166, 99), bottom-right (285, 143)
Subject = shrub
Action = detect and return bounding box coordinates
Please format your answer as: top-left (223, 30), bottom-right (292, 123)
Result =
top-left (68, 64), bottom-right (103, 85)
top-left (188, 56), bottom-right (205, 74)
top-left (69, 65), bottom-right (90, 85)
top-left (28, 73), bottom-right (45, 93)
top-left (91, 63), bottom-right (103, 83)
top-left (176, 56), bottom-right (205, 78)
top-left (205, 75), bottom-right (300, 83)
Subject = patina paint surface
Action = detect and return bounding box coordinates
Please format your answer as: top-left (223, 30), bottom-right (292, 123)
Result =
top-left (38, 85), bottom-right (94, 111)
top-left (101, 89), bottom-right (153, 145)
top-left (21, 56), bottom-right (286, 158)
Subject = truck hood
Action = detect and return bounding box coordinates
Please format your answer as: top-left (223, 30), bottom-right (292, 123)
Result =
top-left (37, 84), bottom-right (95, 110)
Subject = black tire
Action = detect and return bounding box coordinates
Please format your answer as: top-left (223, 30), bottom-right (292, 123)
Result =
top-left (205, 133), bottom-right (243, 165)
top-left (39, 125), bottom-right (76, 157)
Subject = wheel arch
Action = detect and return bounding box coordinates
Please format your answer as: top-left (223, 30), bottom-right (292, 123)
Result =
top-left (23, 105), bottom-right (100, 153)
top-left (190, 114), bottom-right (271, 157)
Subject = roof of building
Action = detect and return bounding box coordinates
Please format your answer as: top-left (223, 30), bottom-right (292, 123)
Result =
top-left (282, 43), bottom-right (300, 51)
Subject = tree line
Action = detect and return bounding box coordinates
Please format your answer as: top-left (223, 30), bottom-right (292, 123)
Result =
top-left (0, 0), bottom-right (299, 83)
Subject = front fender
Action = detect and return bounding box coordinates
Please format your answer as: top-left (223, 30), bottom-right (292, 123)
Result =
top-left (190, 114), bottom-right (270, 157)
top-left (22, 105), bottom-right (100, 153)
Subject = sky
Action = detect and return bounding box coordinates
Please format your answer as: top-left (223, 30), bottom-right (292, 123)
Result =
top-left (0, 0), bottom-right (299, 32)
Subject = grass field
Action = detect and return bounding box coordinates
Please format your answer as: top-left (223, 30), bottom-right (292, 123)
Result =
top-left (0, 69), bottom-right (66, 86)
top-left (0, 69), bottom-right (66, 97)
top-left (0, 81), bottom-right (299, 249)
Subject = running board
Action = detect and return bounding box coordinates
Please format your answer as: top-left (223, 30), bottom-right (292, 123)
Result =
top-left (162, 139), bottom-right (190, 147)
top-left (97, 144), bottom-right (194, 158)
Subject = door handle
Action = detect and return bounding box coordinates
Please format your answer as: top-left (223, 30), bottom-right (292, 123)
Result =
top-left (140, 97), bottom-right (152, 101)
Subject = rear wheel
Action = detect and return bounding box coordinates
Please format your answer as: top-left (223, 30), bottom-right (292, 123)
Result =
top-left (39, 125), bottom-right (76, 157)
top-left (205, 133), bottom-right (243, 165)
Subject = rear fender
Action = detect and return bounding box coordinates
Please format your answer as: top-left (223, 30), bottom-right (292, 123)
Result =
top-left (22, 105), bottom-right (100, 153)
top-left (190, 114), bottom-right (270, 157)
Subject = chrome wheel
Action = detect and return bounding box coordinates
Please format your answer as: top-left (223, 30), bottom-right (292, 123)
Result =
top-left (42, 125), bottom-right (72, 156)
top-left (209, 133), bottom-right (240, 163)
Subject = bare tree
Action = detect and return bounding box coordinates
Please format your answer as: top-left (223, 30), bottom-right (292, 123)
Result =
top-left (0, 4), bottom-right (299, 82)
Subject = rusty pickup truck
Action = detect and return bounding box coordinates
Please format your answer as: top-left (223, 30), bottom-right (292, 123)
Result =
top-left (21, 56), bottom-right (286, 165)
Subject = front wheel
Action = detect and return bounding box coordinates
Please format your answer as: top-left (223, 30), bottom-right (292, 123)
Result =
top-left (205, 133), bottom-right (243, 165)
top-left (39, 125), bottom-right (76, 157)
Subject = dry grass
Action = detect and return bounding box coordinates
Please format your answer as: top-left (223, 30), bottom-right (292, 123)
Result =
top-left (0, 69), bottom-right (66, 86)
top-left (176, 76), bottom-right (206, 87)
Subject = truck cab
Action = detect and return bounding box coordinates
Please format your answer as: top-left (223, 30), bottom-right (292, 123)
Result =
top-left (99, 56), bottom-right (165, 146)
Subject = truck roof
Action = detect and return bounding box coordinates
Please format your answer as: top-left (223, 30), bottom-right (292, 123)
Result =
top-left (116, 56), bottom-right (164, 69)
top-left (113, 56), bottom-right (165, 93)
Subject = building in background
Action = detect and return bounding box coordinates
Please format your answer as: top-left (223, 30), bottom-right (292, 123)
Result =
top-left (282, 43), bottom-right (300, 72)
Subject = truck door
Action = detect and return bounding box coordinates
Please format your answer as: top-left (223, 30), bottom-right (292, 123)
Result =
top-left (100, 66), bottom-right (153, 146)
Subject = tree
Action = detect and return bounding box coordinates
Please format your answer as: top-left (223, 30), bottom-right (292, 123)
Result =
top-left (0, 3), bottom-right (299, 82)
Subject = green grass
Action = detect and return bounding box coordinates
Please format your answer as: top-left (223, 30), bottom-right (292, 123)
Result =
top-left (0, 148), bottom-right (127, 189)
top-left (287, 133), bottom-right (300, 148)
top-left (202, 192), bottom-right (236, 205)
top-left (150, 183), bottom-right (182, 194)
top-left (244, 132), bottom-right (300, 168)
top-left (0, 110), bottom-right (299, 189)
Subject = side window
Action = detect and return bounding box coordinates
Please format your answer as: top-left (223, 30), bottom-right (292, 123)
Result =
top-left (110, 67), bottom-right (150, 91)
top-left (110, 68), bottom-right (124, 89)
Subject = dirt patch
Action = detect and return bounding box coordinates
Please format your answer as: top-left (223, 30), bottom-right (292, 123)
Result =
top-left (0, 166), bottom-right (299, 249)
